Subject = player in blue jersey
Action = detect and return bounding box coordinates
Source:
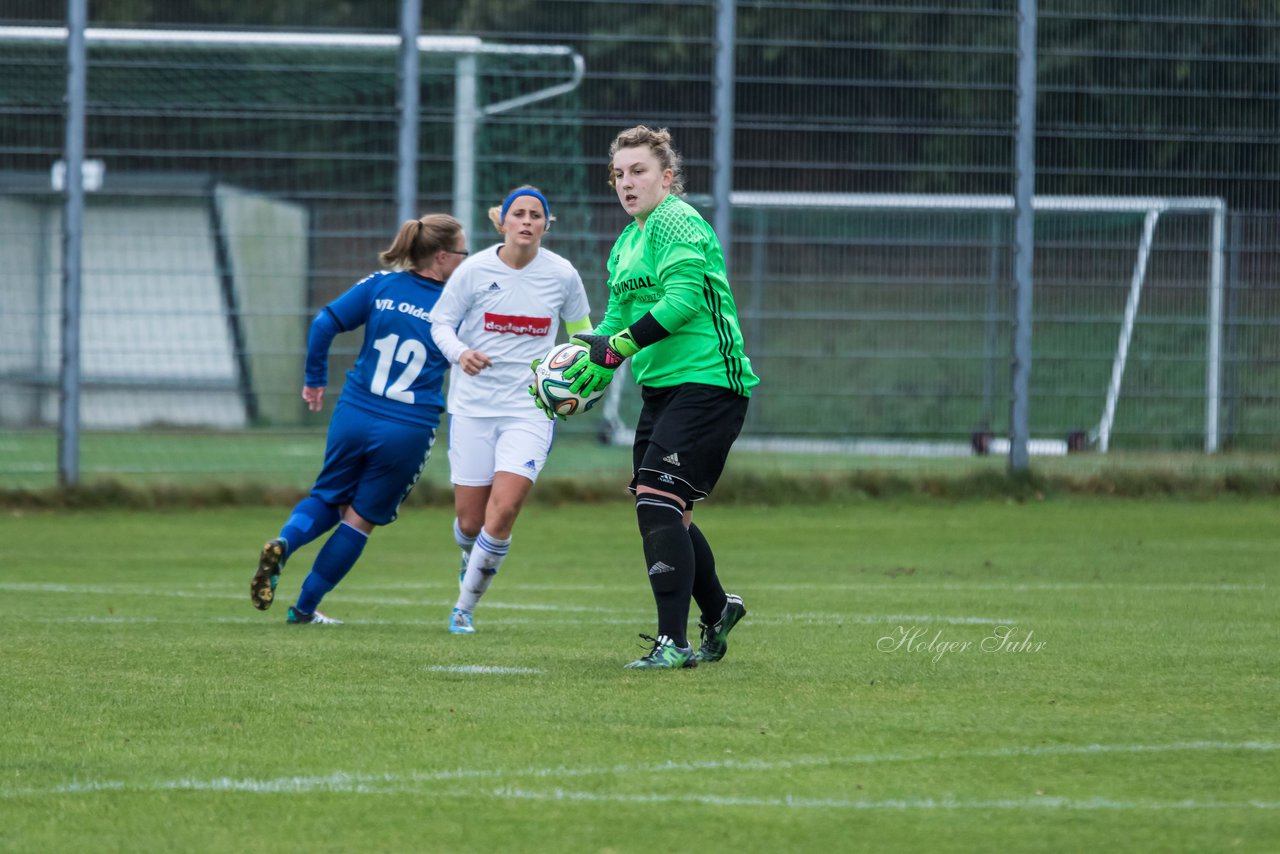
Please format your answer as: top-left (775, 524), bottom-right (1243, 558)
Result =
top-left (249, 213), bottom-right (468, 624)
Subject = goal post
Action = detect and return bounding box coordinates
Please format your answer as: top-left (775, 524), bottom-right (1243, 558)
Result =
top-left (0, 25), bottom-right (585, 246)
top-left (599, 192), bottom-right (1226, 455)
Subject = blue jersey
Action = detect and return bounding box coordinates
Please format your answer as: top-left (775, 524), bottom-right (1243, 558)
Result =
top-left (306, 270), bottom-right (449, 428)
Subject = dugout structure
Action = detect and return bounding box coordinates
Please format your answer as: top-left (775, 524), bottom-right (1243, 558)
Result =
top-left (0, 172), bottom-right (306, 429)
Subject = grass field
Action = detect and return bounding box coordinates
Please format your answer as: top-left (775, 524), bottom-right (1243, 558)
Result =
top-left (1, 499), bottom-right (1277, 852)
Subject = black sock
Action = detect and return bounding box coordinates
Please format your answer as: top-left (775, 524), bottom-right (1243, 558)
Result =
top-left (635, 495), bottom-right (694, 647)
top-left (689, 522), bottom-right (728, 626)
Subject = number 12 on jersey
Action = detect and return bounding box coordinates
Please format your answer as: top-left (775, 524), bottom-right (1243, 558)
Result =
top-left (370, 333), bottom-right (427, 403)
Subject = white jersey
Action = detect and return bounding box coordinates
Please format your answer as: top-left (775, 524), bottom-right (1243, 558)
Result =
top-left (429, 244), bottom-right (590, 417)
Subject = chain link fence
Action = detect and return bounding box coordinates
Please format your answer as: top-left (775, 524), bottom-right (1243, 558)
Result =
top-left (1, 1), bottom-right (1277, 487)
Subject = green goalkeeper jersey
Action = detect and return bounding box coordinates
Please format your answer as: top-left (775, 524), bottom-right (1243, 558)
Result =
top-left (596, 194), bottom-right (759, 396)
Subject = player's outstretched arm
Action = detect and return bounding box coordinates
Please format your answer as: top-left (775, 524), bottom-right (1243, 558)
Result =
top-left (564, 313), bottom-right (668, 396)
top-left (303, 308), bottom-right (343, 404)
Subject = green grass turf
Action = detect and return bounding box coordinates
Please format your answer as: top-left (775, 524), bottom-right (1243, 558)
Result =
top-left (1, 500), bottom-right (1276, 852)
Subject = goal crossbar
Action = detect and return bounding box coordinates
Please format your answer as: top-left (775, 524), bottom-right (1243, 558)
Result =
top-left (728, 192), bottom-right (1227, 453)
top-left (730, 191), bottom-right (1225, 216)
top-left (0, 25), bottom-right (586, 249)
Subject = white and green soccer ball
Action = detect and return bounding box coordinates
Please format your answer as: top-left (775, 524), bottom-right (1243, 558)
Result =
top-left (532, 342), bottom-right (606, 417)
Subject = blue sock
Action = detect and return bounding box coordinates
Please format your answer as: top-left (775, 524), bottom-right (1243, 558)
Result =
top-left (295, 522), bottom-right (368, 614)
top-left (278, 496), bottom-right (341, 561)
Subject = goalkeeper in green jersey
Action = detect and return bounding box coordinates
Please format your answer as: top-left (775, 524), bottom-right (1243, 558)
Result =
top-left (563, 125), bottom-right (759, 669)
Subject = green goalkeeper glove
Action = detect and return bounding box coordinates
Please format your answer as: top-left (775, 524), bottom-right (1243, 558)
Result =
top-left (527, 356), bottom-right (566, 421)
top-left (564, 330), bottom-right (640, 397)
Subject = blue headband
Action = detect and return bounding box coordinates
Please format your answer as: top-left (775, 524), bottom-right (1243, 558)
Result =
top-left (500, 188), bottom-right (550, 223)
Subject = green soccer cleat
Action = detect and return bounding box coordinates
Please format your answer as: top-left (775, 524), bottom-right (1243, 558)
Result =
top-left (694, 594), bottom-right (747, 663)
top-left (624, 634), bottom-right (697, 669)
top-left (250, 537), bottom-right (287, 611)
top-left (286, 605), bottom-right (343, 625)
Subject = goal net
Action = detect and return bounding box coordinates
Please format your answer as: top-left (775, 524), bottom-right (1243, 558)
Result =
top-left (600, 192), bottom-right (1226, 455)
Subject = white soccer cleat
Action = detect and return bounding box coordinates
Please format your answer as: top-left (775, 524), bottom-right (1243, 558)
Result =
top-left (287, 606), bottom-right (343, 625)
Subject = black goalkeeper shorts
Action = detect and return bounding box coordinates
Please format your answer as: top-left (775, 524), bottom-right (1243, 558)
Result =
top-left (629, 382), bottom-right (750, 504)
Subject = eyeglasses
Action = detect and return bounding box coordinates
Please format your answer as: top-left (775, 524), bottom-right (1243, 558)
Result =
top-left (445, 248), bottom-right (470, 256)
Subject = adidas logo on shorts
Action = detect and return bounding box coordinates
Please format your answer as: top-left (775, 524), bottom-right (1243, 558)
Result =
top-left (662, 452), bottom-right (681, 466)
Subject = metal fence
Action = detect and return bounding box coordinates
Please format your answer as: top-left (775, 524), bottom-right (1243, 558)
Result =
top-left (1, 1), bottom-right (1278, 487)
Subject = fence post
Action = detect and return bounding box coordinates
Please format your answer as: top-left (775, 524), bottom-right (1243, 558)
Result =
top-left (1010, 0), bottom-right (1038, 473)
top-left (712, 0), bottom-right (736, 270)
top-left (395, 0), bottom-right (422, 227)
top-left (58, 0), bottom-right (88, 487)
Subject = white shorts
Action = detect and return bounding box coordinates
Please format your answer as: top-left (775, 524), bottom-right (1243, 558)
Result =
top-left (447, 414), bottom-right (554, 486)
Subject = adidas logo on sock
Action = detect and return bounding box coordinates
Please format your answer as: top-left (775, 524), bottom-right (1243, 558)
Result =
top-left (647, 561), bottom-right (675, 576)
top-left (662, 452), bottom-right (681, 466)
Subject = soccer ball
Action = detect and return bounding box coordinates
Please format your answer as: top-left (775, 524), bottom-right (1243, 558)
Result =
top-left (531, 342), bottom-right (606, 417)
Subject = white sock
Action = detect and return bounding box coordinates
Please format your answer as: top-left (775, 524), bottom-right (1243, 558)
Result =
top-left (454, 528), bottom-right (510, 613)
top-left (453, 517), bottom-right (477, 578)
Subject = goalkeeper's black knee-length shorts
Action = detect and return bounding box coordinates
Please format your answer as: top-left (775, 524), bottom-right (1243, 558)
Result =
top-left (629, 382), bottom-right (750, 503)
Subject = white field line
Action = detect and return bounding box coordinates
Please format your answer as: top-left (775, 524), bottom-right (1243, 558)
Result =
top-left (5, 579), bottom-right (1263, 598)
top-left (425, 665), bottom-right (543, 675)
top-left (3, 741), bottom-right (1275, 803)
top-left (0, 583), bottom-right (1020, 626)
top-left (746, 581), bottom-right (1268, 593)
top-left (487, 788), bottom-right (1280, 810)
top-left (280, 580), bottom-right (1269, 594)
top-left (10, 615), bottom-right (660, 629)
top-left (16, 613), bottom-right (1019, 628)
top-left (0, 583), bottom-right (590, 612)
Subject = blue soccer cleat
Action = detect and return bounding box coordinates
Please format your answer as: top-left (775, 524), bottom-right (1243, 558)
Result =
top-left (449, 607), bottom-right (476, 635)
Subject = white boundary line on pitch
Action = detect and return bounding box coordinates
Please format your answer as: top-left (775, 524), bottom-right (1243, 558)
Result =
top-left (4, 579), bottom-right (1264, 598)
top-left (489, 788), bottom-right (1280, 811)
top-left (0, 583), bottom-right (596, 612)
top-left (3, 741), bottom-right (1275, 802)
top-left (747, 581), bottom-right (1268, 593)
top-left (0, 583), bottom-right (1021, 626)
top-left (15, 612), bottom-right (1020, 627)
top-left (426, 665), bottom-right (543, 675)
top-left (276, 580), bottom-right (1271, 594)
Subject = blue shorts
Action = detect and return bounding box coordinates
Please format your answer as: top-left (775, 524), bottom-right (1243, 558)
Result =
top-left (310, 400), bottom-right (438, 525)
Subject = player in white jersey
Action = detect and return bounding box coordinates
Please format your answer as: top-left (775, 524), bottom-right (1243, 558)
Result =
top-left (429, 186), bottom-right (592, 634)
